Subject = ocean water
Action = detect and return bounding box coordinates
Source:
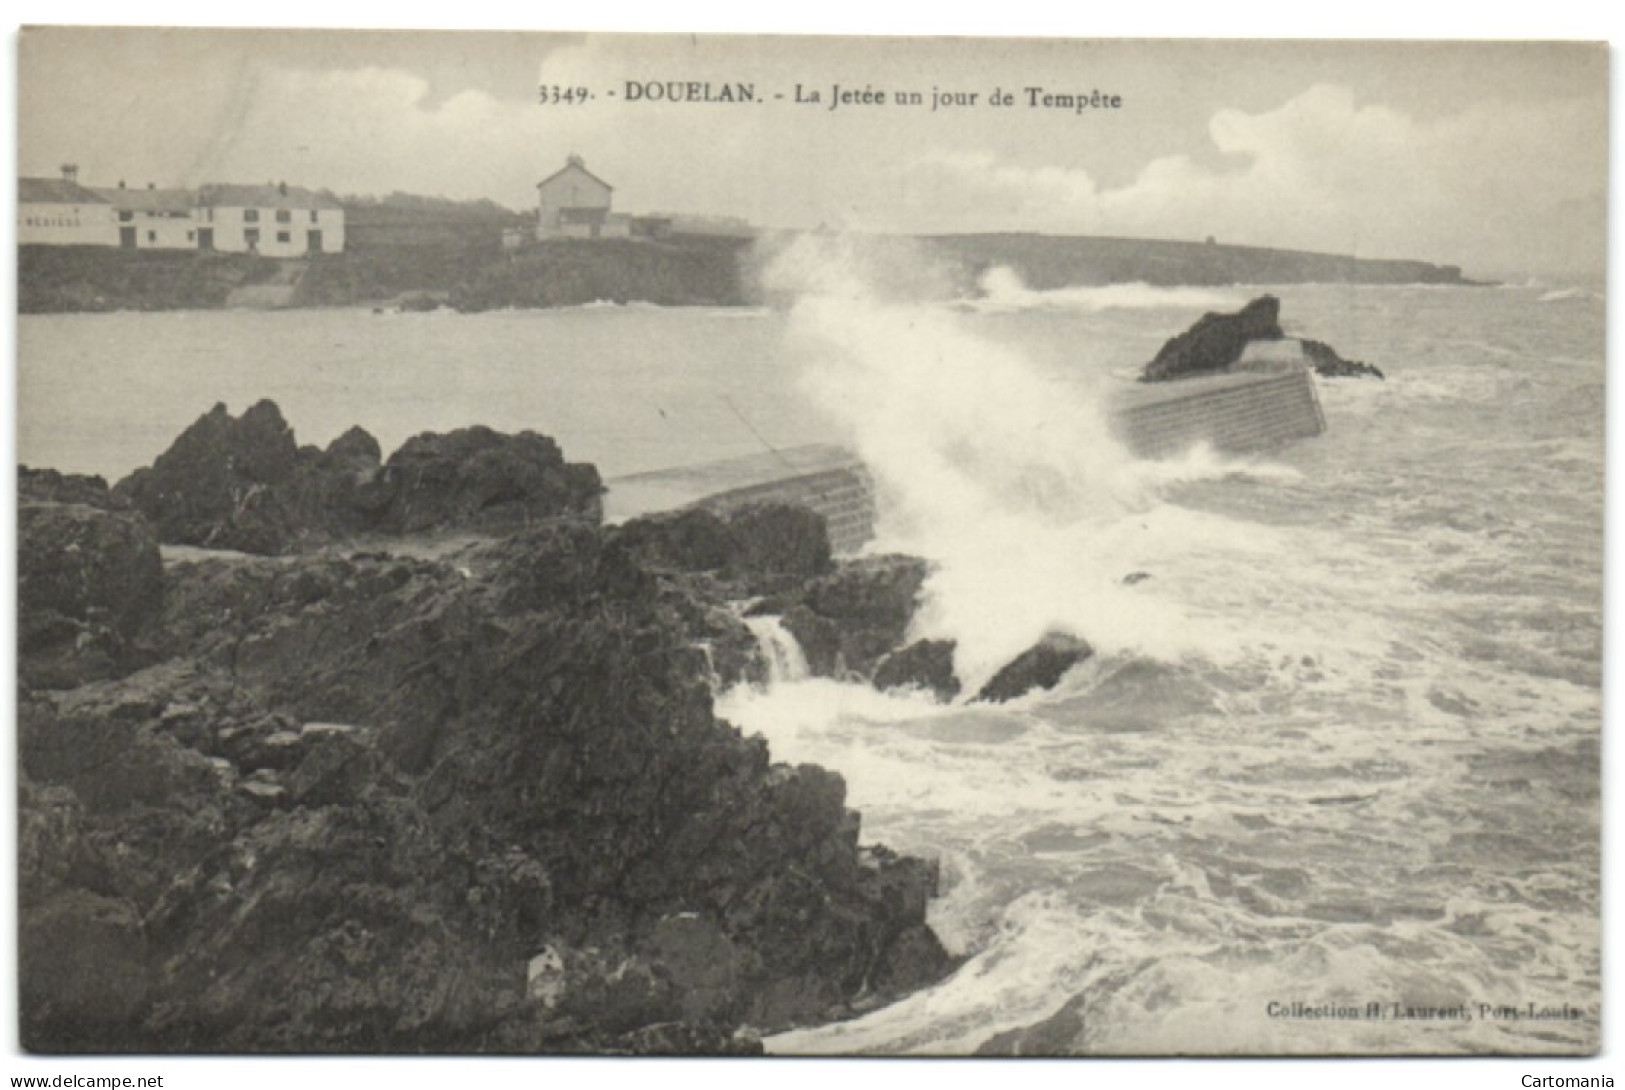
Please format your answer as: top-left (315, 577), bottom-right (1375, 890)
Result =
top-left (16, 274), bottom-right (1604, 1056)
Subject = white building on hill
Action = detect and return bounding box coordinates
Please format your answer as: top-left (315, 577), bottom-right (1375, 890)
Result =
top-left (95, 182), bottom-right (201, 249)
top-left (19, 167), bottom-right (346, 255)
top-left (18, 165), bottom-right (118, 247)
top-left (535, 154), bottom-right (629, 239)
top-left (195, 183), bottom-right (345, 256)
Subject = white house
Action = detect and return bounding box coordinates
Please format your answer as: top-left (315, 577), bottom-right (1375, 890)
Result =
top-left (536, 154), bottom-right (616, 239)
top-left (95, 183), bottom-right (201, 250)
top-left (194, 182), bottom-right (345, 256)
top-left (18, 165), bottom-right (118, 247)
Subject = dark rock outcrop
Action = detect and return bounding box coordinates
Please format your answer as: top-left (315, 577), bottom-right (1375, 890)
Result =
top-left (869, 632), bottom-right (1092, 705)
top-left (114, 400), bottom-right (300, 553)
top-left (17, 498), bottom-right (952, 1053)
top-left (19, 501), bottom-right (164, 688)
top-left (19, 466), bottom-right (124, 509)
top-left (372, 426), bottom-right (604, 535)
top-left (613, 503), bottom-right (832, 591)
top-left (1141, 296), bottom-right (1382, 381)
top-left (1302, 338), bottom-right (1385, 380)
top-left (974, 633), bottom-right (1093, 703)
top-left (873, 639), bottom-right (961, 703)
top-left (112, 402), bottom-right (604, 554)
top-left (775, 555), bottom-right (930, 679)
top-left (1141, 295), bottom-right (1283, 381)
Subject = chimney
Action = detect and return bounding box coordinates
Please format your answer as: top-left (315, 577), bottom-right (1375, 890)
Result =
top-left (147, 182), bottom-right (156, 190)
top-left (118, 180), bottom-right (126, 189)
top-left (278, 180), bottom-right (288, 196)
top-left (60, 163), bottom-right (79, 184)
top-left (566, 153), bottom-right (584, 168)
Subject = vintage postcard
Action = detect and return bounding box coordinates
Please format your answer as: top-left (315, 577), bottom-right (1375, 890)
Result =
top-left (11, 27), bottom-right (1607, 1066)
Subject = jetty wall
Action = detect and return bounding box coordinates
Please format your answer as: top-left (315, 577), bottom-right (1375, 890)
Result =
top-left (1111, 366), bottom-right (1326, 458)
top-left (690, 464), bottom-right (876, 555)
top-left (607, 367), bottom-right (1323, 555)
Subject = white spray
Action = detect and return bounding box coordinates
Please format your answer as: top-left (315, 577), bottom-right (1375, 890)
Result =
top-left (762, 235), bottom-right (1276, 691)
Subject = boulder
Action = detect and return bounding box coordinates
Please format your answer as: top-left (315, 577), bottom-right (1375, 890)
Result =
top-left (112, 402), bottom-right (603, 554)
top-left (614, 507), bottom-right (738, 573)
top-left (1142, 295), bottom-right (1283, 381)
top-left (114, 399), bottom-right (301, 553)
top-left (19, 889), bottom-right (152, 1048)
top-left (18, 501), bottom-right (164, 687)
top-left (777, 555), bottom-right (930, 679)
top-left (614, 502), bottom-right (833, 589)
top-left (1302, 338), bottom-right (1385, 380)
top-left (723, 503), bottom-right (831, 582)
top-left (975, 632), bottom-right (1093, 703)
top-left (374, 425), bottom-right (604, 535)
top-left (873, 639), bottom-right (961, 703)
top-left (19, 466), bottom-right (123, 509)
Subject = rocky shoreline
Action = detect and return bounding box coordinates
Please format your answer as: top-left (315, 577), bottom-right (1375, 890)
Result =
top-left (18, 401), bottom-right (1098, 1054)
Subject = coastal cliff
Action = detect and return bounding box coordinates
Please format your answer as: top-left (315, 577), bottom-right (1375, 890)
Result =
top-left (17, 407), bottom-right (953, 1054)
top-left (20, 212), bottom-right (1476, 315)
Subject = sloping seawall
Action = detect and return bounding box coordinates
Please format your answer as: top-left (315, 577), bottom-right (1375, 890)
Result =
top-left (606, 366), bottom-right (1325, 554)
top-left (1112, 366), bottom-right (1326, 458)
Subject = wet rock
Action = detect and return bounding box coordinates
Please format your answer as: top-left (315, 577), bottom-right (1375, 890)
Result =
top-left (235, 775), bottom-right (288, 808)
top-left (18, 500), bottom-right (163, 687)
top-left (19, 695), bottom-right (223, 815)
top-left (374, 425), bottom-right (603, 535)
top-left (617, 1021), bottom-right (762, 1055)
top-left (115, 400), bottom-right (301, 553)
top-left (1142, 295), bottom-right (1283, 381)
top-left (778, 554), bottom-right (930, 678)
top-left (1302, 338), bottom-right (1385, 379)
top-left (614, 502), bottom-right (833, 589)
top-left (19, 465), bottom-right (123, 509)
top-left (113, 402), bottom-right (603, 554)
top-left (974, 992), bottom-right (1088, 1055)
top-left (722, 503), bottom-right (831, 582)
top-left (15, 478), bottom-right (953, 1052)
top-left (975, 632), bottom-right (1093, 703)
top-left (615, 507), bottom-right (736, 572)
top-left (873, 639), bottom-right (962, 703)
top-left (648, 914), bottom-right (744, 1022)
top-left (285, 728), bottom-right (375, 807)
top-left (19, 889), bottom-right (152, 1050)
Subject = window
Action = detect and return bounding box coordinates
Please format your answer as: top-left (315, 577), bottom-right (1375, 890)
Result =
top-left (276, 209), bottom-right (291, 224)
top-left (119, 211), bottom-right (134, 222)
top-left (276, 231), bottom-right (291, 243)
top-left (186, 230), bottom-right (195, 241)
top-left (244, 209), bottom-right (260, 223)
top-left (245, 228), bottom-right (260, 248)
top-left (147, 231), bottom-right (156, 243)
top-left (310, 209), bottom-right (319, 223)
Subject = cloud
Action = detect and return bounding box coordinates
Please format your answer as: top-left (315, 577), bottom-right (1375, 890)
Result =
top-left (901, 84), bottom-right (1605, 278)
top-left (27, 29), bottom-right (1600, 281)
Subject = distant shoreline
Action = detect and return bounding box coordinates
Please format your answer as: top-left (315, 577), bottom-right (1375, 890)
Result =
top-left (17, 230), bottom-right (1486, 316)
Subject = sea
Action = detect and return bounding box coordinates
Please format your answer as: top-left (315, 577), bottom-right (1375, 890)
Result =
top-left (16, 258), bottom-right (1605, 1056)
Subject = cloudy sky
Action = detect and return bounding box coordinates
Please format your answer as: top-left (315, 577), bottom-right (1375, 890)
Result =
top-left (17, 29), bottom-right (1608, 280)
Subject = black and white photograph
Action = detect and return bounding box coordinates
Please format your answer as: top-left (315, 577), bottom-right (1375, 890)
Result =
top-left (7, 22), bottom-right (1610, 1072)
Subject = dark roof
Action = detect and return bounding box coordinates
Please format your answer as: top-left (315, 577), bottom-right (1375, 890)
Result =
top-left (20, 177), bottom-right (110, 204)
top-left (537, 161), bottom-right (613, 192)
top-left (196, 183), bottom-right (343, 211)
top-left (94, 186), bottom-right (197, 213)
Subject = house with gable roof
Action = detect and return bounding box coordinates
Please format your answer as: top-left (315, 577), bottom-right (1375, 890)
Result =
top-left (195, 181), bottom-right (345, 256)
top-left (95, 181), bottom-right (202, 249)
top-left (18, 165), bottom-right (118, 247)
top-left (535, 154), bottom-right (631, 240)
